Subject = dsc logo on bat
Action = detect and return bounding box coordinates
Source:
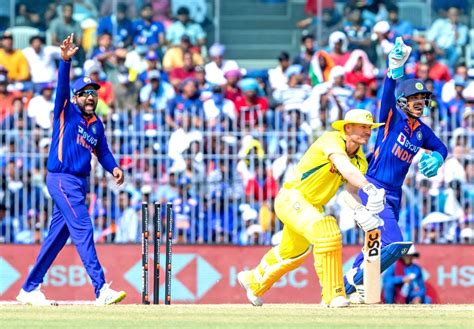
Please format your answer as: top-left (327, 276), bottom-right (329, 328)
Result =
top-left (366, 230), bottom-right (381, 259)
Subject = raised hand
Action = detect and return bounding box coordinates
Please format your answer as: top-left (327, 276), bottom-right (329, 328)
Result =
top-left (387, 37), bottom-right (412, 79)
top-left (60, 34), bottom-right (79, 61)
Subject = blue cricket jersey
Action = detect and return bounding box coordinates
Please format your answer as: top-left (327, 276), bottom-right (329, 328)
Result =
top-left (367, 77), bottom-right (448, 188)
top-left (47, 60), bottom-right (118, 176)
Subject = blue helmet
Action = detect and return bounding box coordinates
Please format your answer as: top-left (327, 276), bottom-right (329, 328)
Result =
top-left (396, 79), bottom-right (432, 117)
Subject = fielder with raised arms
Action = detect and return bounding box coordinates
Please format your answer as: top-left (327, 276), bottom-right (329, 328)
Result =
top-left (16, 34), bottom-right (126, 306)
top-left (344, 37), bottom-right (448, 302)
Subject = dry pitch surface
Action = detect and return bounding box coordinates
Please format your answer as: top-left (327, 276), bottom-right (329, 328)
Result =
top-left (0, 304), bottom-right (473, 328)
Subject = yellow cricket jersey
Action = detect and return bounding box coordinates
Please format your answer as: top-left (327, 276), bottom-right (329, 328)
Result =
top-left (284, 131), bottom-right (368, 207)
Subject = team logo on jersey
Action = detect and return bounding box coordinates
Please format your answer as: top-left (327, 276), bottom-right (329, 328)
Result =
top-left (91, 125), bottom-right (97, 134)
top-left (415, 82), bottom-right (424, 90)
top-left (416, 131), bottom-right (423, 141)
top-left (397, 132), bottom-right (407, 145)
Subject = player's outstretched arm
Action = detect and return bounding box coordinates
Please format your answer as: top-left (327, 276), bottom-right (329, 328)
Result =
top-left (53, 34), bottom-right (80, 118)
top-left (330, 153), bottom-right (385, 213)
top-left (379, 37), bottom-right (412, 123)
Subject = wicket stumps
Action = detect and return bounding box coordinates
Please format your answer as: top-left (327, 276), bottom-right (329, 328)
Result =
top-left (141, 202), bottom-right (173, 305)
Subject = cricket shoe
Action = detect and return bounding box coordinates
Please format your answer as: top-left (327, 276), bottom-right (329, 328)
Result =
top-left (321, 296), bottom-right (350, 308)
top-left (95, 282), bottom-right (126, 306)
top-left (346, 268), bottom-right (365, 304)
top-left (237, 270), bottom-right (263, 307)
top-left (16, 285), bottom-right (56, 306)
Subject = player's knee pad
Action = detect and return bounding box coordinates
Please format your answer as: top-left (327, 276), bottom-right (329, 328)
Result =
top-left (312, 216), bottom-right (345, 303)
top-left (253, 246), bottom-right (311, 297)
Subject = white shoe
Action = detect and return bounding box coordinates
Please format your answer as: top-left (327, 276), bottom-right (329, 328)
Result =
top-left (346, 268), bottom-right (365, 304)
top-left (237, 271), bottom-right (263, 307)
top-left (321, 296), bottom-right (350, 308)
top-left (16, 285), bottom-right (55, 306)
top-left (95, 282), bottom-right (126, 306)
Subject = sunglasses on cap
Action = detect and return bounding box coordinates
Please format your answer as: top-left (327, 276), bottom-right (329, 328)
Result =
top-left (76, 89), bottom-right (98, 97)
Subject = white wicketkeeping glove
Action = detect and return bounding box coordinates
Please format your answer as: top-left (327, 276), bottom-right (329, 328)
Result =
top-left (362, 183), bottom-right (386, 214)
top-left (353, 205), bottom-right (384, 232)
top-left (387, 37), bottom-right (412, 79)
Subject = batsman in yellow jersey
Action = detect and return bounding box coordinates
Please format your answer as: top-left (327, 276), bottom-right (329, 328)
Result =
top-left (238, 109), bottom-right (387, 307)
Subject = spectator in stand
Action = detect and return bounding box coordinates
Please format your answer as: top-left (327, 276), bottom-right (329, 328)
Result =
top-left (89, 32), bottom-right (126, 84)
top-left (203, 85), bottom-right (236, 130)
top-left (415, 43), bottom-right (451, 83)
top-left (371, 20), bottom-right (394, 69)
top-left (344, 49), bottom-right (376, 89)
top-left (166, 6), bottom-right (206, 47)
top-left (0, 32), bottom-right (30, 82)
top-left (344, 8), bottom-right (373, 56)
top-left (308, 50), bottom-right (335, 86)
top-left (136, 50), bottom-right (165, 84)
top-left (426, 6), bottom-right (468, 68)
top-left (440, 76), bottom-right (466, 132)
top-left (205, 43), bottom-right (239, 86)
top-left (234, 78), bottom-right (269, 128)
top-left (296, 8), bottom-right (344, 49)
top-left (272, 64), bottom-right (311, 127)
top-left (346, 82), bottom-right (377, 116)
top-left (383, 246), bottom-right (428, 304)
top-left (223, 69), bottom-right (243, 104)
top-left (49, 3), bottom-right (82, 47)
top-left (293, 34), bottom-right (316, 75)
top-left (0, 74), bottom-right (18, 124)
top-left (22, 36), bottom-right (61, 93)
top-left (97, 3), bottom-right (133, 48)
top-left (133, 4), bottom-right (166, 51)
top-left (87, 66), bottom-right (115, 109)
top-left (441, 63), bottom-right (471, 104)
top-left (100, 0), bottom-right (137, 19)
top-left (115, 191), bottom-right (139, 243)
top-left (139, 69), bottom-right (175, 114)
top-left (169, 51), bottom-right (197, 90)
top-left (328, 31), bottom-right (350, 66)
top-left (162, 35), bottom-right (204, 72)
top-left (27, 83), bottom-right (54, 130)
top-left (268, 52), bottom-right (290, 91)
top-left (166, 78), bottom-right (204, 130)
top-left (386, 4), bottom-right (413, 41)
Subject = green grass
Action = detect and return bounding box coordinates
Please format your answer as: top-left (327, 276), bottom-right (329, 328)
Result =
top-left (1, 304), bottom-right (473, 329)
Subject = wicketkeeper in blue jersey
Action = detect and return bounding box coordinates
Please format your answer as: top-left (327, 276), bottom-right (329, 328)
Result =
top-left (17, 34), bottom-right (126, 306)
top-left (344, 37), bottom-right (448, 302)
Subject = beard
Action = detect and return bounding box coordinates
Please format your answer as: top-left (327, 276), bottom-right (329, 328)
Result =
top-left (77, 98), bottom-right (97, 117)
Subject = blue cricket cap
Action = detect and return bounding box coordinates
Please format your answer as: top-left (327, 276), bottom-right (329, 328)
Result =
top-left (397, 79), bottom-right (431, 98)
top-left (72, 76), bottom-right (100, 94)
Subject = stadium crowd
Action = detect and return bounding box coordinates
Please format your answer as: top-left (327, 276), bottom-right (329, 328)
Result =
top-left (0, 0), bottom-right (473, 246)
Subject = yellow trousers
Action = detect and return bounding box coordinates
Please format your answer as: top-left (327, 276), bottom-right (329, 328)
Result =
top-left (251, 187), bottom-right (345, 304)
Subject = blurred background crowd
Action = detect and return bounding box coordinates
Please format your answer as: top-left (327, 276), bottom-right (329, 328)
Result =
top-left (0, 0), bottom-right (473, 246)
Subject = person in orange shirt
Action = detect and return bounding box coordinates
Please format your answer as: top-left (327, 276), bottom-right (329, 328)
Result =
top-left (0, 32), bottom-right (30, 82)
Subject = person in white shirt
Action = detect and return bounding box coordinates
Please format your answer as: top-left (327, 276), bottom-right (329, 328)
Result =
top-left (205, 43), bottom-right (239, 86)
top-left (22, 36), bottom-right (60, 93)
top-left (27, 83), bottom-right (55, 130)
top-left (268, 51), bottom-right (290, 91)
top-left (203, 85), bottom-right (236, 130)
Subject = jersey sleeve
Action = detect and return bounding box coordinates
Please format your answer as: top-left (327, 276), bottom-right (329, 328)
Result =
top-left (320, 133), bottom-right (346, 158)
top-left (421, 126), bottom-right (448, 159)
top-left (53, 60), bottom-right (71, 119)
top-left (95, 124), bottom-right (118, 174)
top-left (379, 76), bottom-right (399, 124)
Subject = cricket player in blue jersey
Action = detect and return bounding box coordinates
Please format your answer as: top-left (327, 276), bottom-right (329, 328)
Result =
top-left (16, 34), bottom-right (126, 306)
top-left (344, 37), bottom-right (448, 302)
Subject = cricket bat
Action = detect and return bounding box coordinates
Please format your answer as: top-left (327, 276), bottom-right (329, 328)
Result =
top-left (341, 190), bottom-right (381, 304)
